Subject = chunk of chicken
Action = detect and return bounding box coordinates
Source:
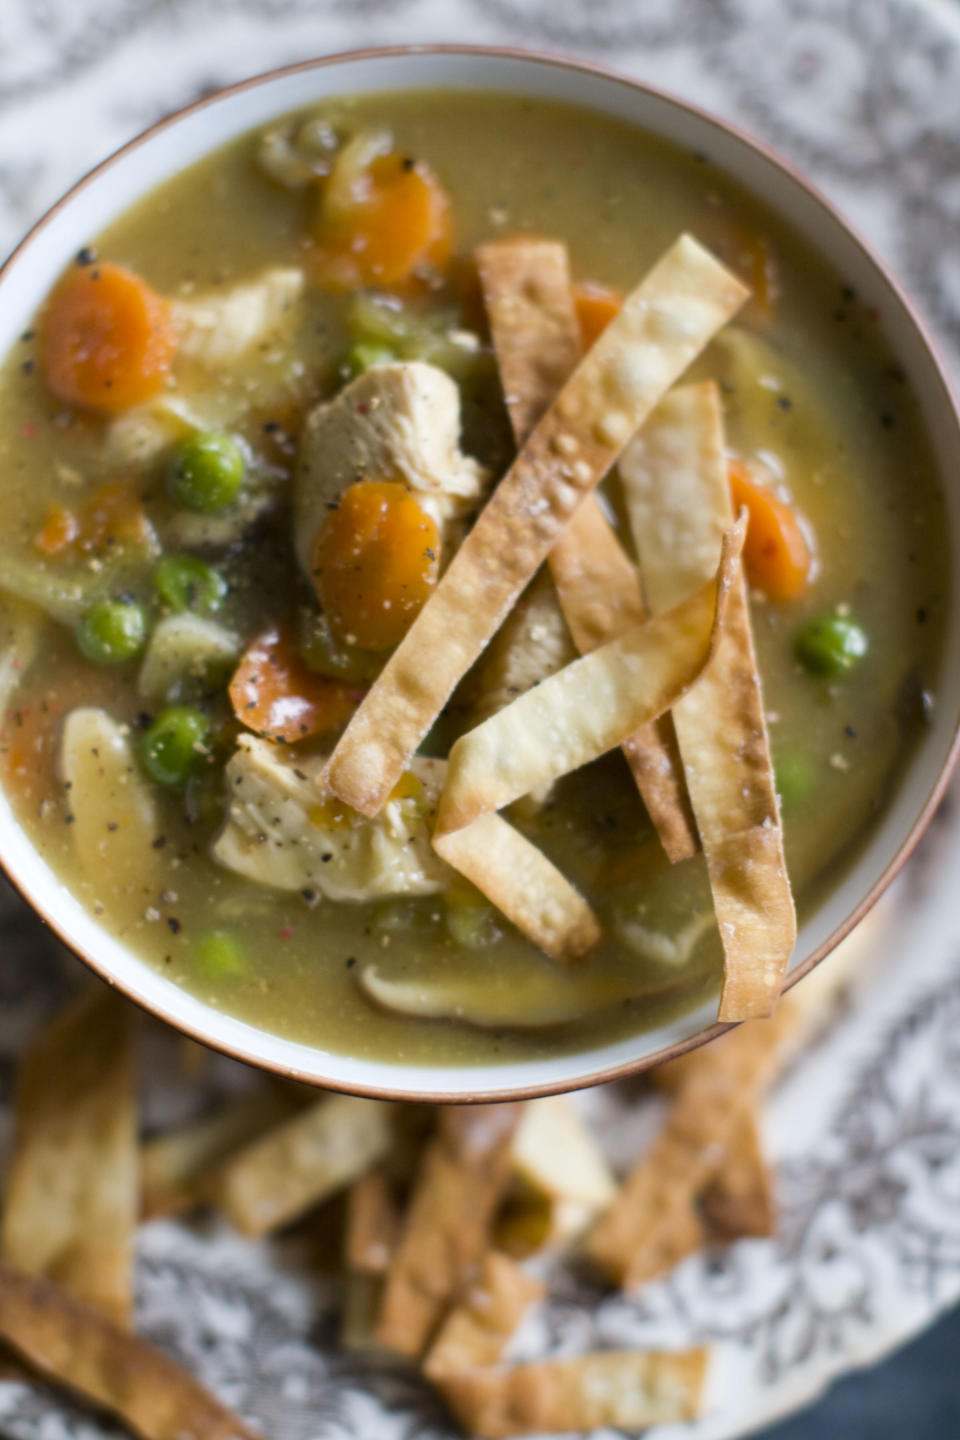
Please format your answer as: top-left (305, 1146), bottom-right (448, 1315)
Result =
top-left (60, 708), bottom-right (159, 921)
top-left (171, 266), bottom-right (305, 370)
top-left (466, 567), bottom-right (576, 725)
top-left (212, 734), bottom-right (451, 901)
top-left (294, 361), bottom-right (489, 577)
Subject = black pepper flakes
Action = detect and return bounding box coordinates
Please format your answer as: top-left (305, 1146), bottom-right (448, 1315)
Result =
top-left (917, 606), bottom-right (928, 624)
top-left (776, 395), bottom-right (792, 412)
top-left (345, 956), bottom-right (357, 968)
top-left (152, 835), bottom-right (167, 849)
top-left (167, 917), bottom-right (182, 935)
top-left (844, 725), bottom-right (857, 739)
top-left (75, 246), bottom-right (98, 266)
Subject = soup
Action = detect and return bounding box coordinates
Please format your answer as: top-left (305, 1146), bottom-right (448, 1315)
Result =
top-left (0, 90), bottom-right (947, 1065)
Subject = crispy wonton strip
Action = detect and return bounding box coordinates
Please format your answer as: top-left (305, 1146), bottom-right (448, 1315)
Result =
top-left (141, 1088), bottom-right (301, 1220)
top-left (1, 989), bottom-right (136, 1328)
top-left (328, 235), bottom-right (748, 816)
top-left (375, 1105), bottom-right (521, 1358)
top-left (700, 1111), bottom-right (776, 1240)
top-left (424, 1251), bottom-right (544, 1380)
top-left (345, 1169), bottom-right (402, 1275)
top-left (0, 1263), bottom-right (263, 1440)
top-left (435, 522), bottom-right (744, 839)
top-left (207, 1094), bottom-right (393, 1238)
top-left (434, 1348), bottom-right (709, 1437)
top-left (585, 1001), bottom-right (796, 1288)
top-left (477, 236), bottom-right (697, 861)
top-left (433, 814), bottom-right (602, 962)
top-left (620, 381), bottom-right (796, 1019)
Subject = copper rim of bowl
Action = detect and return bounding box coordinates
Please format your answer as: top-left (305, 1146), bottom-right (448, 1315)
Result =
top-left (2, 43), bottom-right (959, 1103)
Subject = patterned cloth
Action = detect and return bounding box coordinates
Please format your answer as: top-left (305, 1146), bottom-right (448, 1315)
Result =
top-left (1, 3), bottom-right (960, 1438)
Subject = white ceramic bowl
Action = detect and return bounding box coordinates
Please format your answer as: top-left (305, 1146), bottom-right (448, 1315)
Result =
top-left (1, 46), bottom-right (958, 1102)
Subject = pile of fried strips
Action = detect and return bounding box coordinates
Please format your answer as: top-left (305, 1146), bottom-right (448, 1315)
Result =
top-left (0, 979), bottom-right (813, 1438)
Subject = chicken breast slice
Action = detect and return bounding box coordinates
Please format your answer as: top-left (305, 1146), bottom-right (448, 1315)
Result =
top-left (294, 361), bottom-right (489, 577)
top-left (171, 266), bottom-right (305, 369)
top-left (212, 734), bottom-right (451, 901)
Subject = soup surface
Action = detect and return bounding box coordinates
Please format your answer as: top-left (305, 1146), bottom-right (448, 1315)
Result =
top-left (0, 90), bottom-right (948, 1064)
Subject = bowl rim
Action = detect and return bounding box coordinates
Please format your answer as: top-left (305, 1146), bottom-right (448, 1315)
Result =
top-left (2, 41), bottom-right (959, 1103)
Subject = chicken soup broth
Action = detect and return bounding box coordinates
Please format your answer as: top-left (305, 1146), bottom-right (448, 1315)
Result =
top-left (0, 91), bottom-right (947, 1063)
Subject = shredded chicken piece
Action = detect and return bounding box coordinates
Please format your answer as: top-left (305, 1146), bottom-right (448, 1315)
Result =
top-left (171, 267), bottom-right (305, 369)
top-left (212, 735), bottom-right (451, 901)
top-left (466, 568), bottom-right (577, 726)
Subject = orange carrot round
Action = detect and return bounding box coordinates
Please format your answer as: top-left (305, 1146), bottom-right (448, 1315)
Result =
top-left (32, 480), bottom-right (151, 560)
top-left (229, 627), bottom-right (362, 744)
top-left (729, 458), bottom-right (812, 601)
top-left (42, 261), bottom-right (177, 414)
top-left (572, 281), bottom-right (622, 350)
top-left (311, 479), bottom-right (440, 650)
top-left (312, 155), bottom-right (452, 291)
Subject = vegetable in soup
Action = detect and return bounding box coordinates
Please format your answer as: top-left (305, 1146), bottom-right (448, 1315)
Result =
top-left (0, 90), bottom-right (947, 1063)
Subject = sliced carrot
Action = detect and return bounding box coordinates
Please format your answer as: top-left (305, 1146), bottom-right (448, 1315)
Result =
top-left (229, 627), bottom-right (363, 744)
top-left (311, 479), bottom-right (440, 651)
top-left (0, 665), bottom-right (103, 811)
top-left (572, 281), bottom-right (622, 350)
top-left (42, 261), bottom-right (177, 414)
top-left (729, 458), bottom-right (812, 601)
top-left (32, 481), bottom-right (151, 560)
top-left (312, 154), bottom-right (452, 291)
top-left (33, 502), bottom-right (79, 557)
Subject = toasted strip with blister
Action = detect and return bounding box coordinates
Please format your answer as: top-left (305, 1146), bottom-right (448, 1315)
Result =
top-left (1, 989), bottom-right (137, 1329)
top-left (206, 1093), bottom-right (394, 1238)
top-left (433, 1346), bottom-right (709, 1437)
top-left (433, 813), bottom-right (602, 961)
top-left (477, 235), bottom-right (697, 860)
top-left (141, 1088), bottom-right (302, 1220)
top-left (619, 380), bottom-right (796, 1018)
top-left (585, 1002), bottom-right (797, 1288)
top-left (375, 1104), bottom-right (521, 1358)
top-left (424, 1250), bottom-right (544, 1380)
top-left (327, 235), bottom-right (749, 816)
top-left (0, 1262), bottom-right (263, 1440)
top-left (435, 522), bottom-right (744, 840)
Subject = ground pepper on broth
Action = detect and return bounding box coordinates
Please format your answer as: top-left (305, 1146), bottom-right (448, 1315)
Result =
top-left (0, 91), bottom-right (948, 1064)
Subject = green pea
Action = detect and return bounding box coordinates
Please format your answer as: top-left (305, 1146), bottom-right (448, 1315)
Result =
top-left (795, 614), bottom-right (869, 677)
top-left (166, 432), bottom-right (245, 513)
top-left (154, 555), bottom-right (227, 615)
top-left (76, 599), bottom-right (146, 665)
top-left (774, 750), bottom-right (815, 809)
top-left (141, 706), bottom-right (211, 787)
top-left (194, 929), bottom-right (245, 978)
top-left (347, 340), bottom-right (397, 376)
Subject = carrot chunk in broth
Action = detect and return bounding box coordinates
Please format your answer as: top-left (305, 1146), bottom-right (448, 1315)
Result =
top-left (311, 480), bottom-right (440, 651)
top-left (572, 281), bottom-right (622, 350)
top-left (32, 481), bottom-right (152, 561)
top-left (42, 262), bottom-right (177, 414)
top-left (729, 458), bottom-right (812, 601)
top-left (312, 154), bottom-right (452, 290)
top-left (229, 628), bottom-right (362, 744)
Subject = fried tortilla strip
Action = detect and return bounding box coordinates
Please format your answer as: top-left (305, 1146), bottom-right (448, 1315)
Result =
top-left (424, 1251), bottom-right (544, 1381)
top-left (1, 989), bottom-right (136, 1329)
top-left (328, 235), bottom-right (748, 816)
top-left (435, 521), bottom-right (744, 840)
top-left (620, 380), bottom-right (796, 1018)
top-left (700, 1110), bottom-right (775, 1240)
top-left (375, 1104), bottom-right (521, 1358)
top-left (435, 1347), bottom-right (709, 1437)
top-left (207, 1094), bottom-right (394, 1238)
top-left (433, 813), bottom-right (601, 962)
top-left (477, 236), bottom-right (696, 861)
top-left (141, 1088), bottom-right (301, 1220)
top-left (345, 1169), bottom-right (402, 1275)
top-left (0, 1262), bottom-right (263, 1440)
top-left (585, 1001), bottom-right (797, 1288)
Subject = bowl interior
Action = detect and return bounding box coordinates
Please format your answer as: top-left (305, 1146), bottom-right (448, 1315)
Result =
top-left (2, 48), bottom-right (959, 1100)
